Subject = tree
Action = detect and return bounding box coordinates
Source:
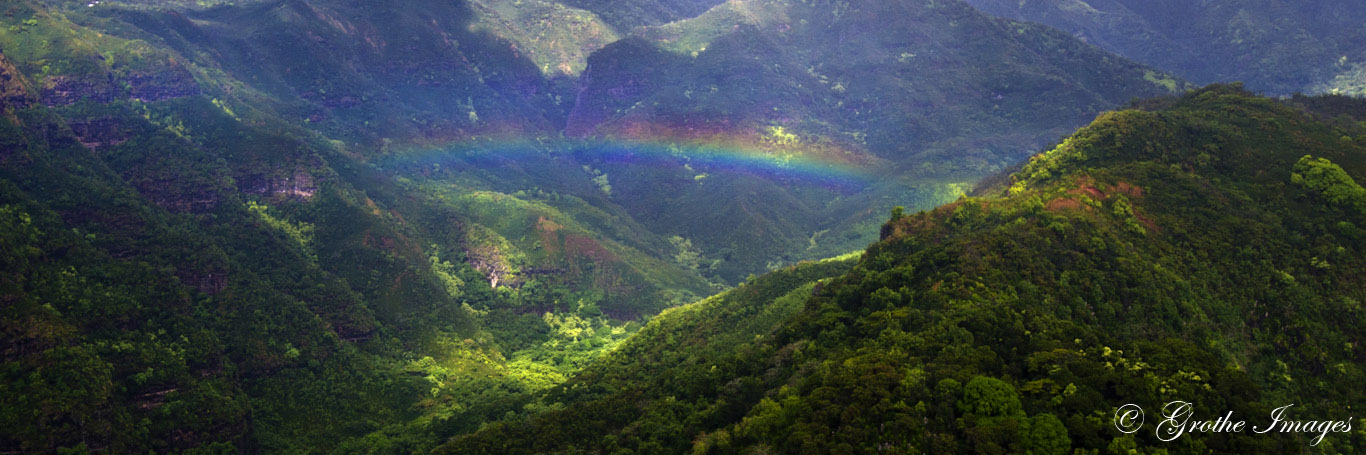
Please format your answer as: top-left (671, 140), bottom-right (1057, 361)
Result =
top-left (1022, 413), bottom-right (1071, 455)
top-left (960, 376), bottom-right (1024, 419)
top-left (669, 236), bottom-right (702, 271)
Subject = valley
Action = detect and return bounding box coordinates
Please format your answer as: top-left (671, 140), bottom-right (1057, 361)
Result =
top-left (1, 0), bottom-right (1363, 454)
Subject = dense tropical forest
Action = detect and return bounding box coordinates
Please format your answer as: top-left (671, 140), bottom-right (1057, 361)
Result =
top-left (1, 0), bottom-right (1364, 454)
top-left (442, 85), bottom-right (1366, 454)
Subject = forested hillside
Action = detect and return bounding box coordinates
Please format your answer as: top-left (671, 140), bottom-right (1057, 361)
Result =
top-left (441, 86), bottom-right (1366, 454)
top-left (3, 0), bottom-right (1364, 453)
top-left (12, 0), bottom-right (1184, 280)
top-left (0, 1), bottom-right (706, 451)
top-left (963, 0), bottom-right (1366, 95)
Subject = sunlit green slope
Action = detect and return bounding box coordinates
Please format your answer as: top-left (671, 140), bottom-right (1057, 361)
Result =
top-left (0, 0), bottom-right (1244, 451)
top-left (0, 2), bottom-right (707, 452)
top-left (442, 86), bottom-right (1366, 454)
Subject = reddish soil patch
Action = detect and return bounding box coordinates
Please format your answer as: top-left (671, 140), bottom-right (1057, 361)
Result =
top-left (561, 233), bottom-right (633, 295)
top-left (1113, 181), bottom-right (1144, 198)
top-left (882, 210), bottom-right (951, 241)
top-left (881, 218), bottom-right (913, 240)
top-left (1069, 185), bottom-right (1106, 199)
top-left (536, 216), bottom-right (562, 233)
top-left (1046, 197), bottom-right (1083, 211)
top-left (563, 233), bottom-right (617, 264)
top-left (536, 216), bottom-right (564, 257)
top-left (1067, 176), bottom-right (1105, 199)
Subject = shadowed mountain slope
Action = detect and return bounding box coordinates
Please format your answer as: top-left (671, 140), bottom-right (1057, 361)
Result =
top-left (963, 0), bottom-right (1366, 95)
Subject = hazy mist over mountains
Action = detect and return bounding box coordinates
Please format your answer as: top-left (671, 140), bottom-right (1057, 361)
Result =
top-left (963, 0), bottom-right (1366, 95)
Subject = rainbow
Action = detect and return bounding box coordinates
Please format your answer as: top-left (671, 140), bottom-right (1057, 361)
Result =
top-left (375, 134), bottom-right (887, 188)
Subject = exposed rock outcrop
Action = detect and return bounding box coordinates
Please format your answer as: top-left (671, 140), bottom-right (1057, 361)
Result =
top-left (127, 64), bottom-right (203, 102)
top-left (36, 62), bottom-right (200, 106)
top-left (133, 176), bottom-right (224, 214)
top-left (67, 117), bottom-right (130, 151)
top-left (0, 51), bottom-right (32, 111)
top-left (41, 74), bottom-right (116, 107)
top-left (243, 168), bottom-right (319, 200)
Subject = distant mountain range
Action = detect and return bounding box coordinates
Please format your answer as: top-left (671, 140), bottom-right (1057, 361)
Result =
top-left (3, 0), bottom-right (1184, 291)
top-left (963, 0), bottom-right (1366, 95)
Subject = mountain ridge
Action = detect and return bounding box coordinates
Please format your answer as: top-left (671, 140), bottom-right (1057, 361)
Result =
top-left (4, 0), bottom-right (1362, 453)
top-left (963, 0), bottom-right (1366, 95)
top-left (440, 85), bottom-right (1366, 454)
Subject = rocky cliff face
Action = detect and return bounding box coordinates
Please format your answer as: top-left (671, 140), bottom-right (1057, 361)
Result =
top-left (68, 117), bottom-right (130, 151)
top-left (127, 64), bottom-right (203, 102)
top-left (133, 175), bottom-right (226, 214)
top-left (0, 52), bottom-right (32, 111)
top-left (241, 168), bottom-right (320, 201)
top-left (40, 74), bottom-right (117, 107)
top-left (40, 65), bottom-right (202, 106)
